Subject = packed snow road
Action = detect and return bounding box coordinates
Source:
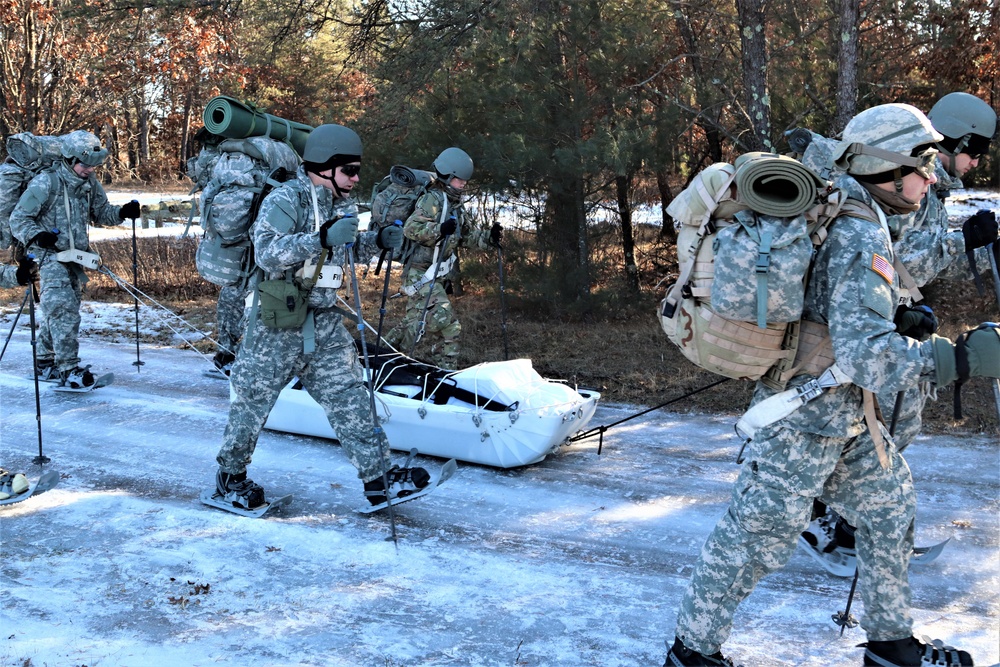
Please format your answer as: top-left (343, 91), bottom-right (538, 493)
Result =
top-left (0, 319), bottom-right (997, 667)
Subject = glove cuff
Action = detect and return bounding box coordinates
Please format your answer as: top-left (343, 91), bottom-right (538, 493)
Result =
top-left (930, 334), bottom-right (958, 386)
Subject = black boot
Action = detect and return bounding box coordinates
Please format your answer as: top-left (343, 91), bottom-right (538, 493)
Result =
top-left (664, 638), bottom-right (736, 667)
top-left (863, 636), bottom-right (974, 666)
top-left (364, 466), bottom-right (431, 505)
top-left (216, 469), bottom-right (265, 509)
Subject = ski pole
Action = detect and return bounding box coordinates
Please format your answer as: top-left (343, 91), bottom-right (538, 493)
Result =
top-left (373, 221), bottom-right (402, 358)
top-left (834, 390), bottom-right (905, 635)
top-left (987, 242), bottom-right (1000, 313)
top-left (27, 281), bottom-right (49, 465)
top-left (411, 234), bottom-right (450, 355)
top-left (129, 212), bottom-right (144, 371)
top-left (347, 243), bottom-right (399, 545)
top-left (497, 242), bottom-right (509, 361)
top-left (0, 287), bottom-right (30, 364)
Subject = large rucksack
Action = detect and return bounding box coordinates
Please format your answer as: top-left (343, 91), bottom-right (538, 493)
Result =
top-left (369, 165), bottom-right (437, 267)
top-left (658, 152), bottom-right (880, 391)
top-left (194, 136), bottom-right (300, 287)
top-left (1, 132), bottom-right (64, 253)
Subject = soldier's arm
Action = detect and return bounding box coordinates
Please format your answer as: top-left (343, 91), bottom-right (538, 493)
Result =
top-left (402, 192), bottom-right (446, 245)
top-left (89, 183), bottom-right (123, 227)
top-left (823, 218), bottom-right (937, 394)
top-left (252, 189), bottom-right (322, 273)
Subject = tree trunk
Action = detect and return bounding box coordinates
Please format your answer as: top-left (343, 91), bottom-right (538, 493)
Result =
top-left (615, 174), bottom-right (640, 294)
top-left (736, 0), bottom-right (772, 152)
top-left (832, 0), bottom-right (861, 134)
top-left (674, 10), bottom-right (724, 161)
top-left (656, 170), bottom-right (676, 243)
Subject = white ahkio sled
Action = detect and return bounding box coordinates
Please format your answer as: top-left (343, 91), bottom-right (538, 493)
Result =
top-left (261, 351), bottom-right (601, 468)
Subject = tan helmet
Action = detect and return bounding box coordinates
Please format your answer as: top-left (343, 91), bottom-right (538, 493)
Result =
top-left (837, 103), bottom-right (943, 177)
top-left (60, 130), bottom-right (108, 167)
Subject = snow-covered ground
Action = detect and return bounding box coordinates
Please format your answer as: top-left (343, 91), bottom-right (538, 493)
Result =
top-left (0, 301), bottom-right (998, 667)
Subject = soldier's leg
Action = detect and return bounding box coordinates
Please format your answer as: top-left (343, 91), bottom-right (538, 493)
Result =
top-left (384, 269), bottom-right (424, 354)
top-left (300, 311), bottom-right (392, 482)
top-left (823, 425), bottom-right (916, 642)
top-left (38, 260), bottom-right (83, 372)
top-left (216, 284), bottom-right (246, 357)
top-left (422, 286), bottom-right (460, 368)
top-left (216, 319), bottom-right (300, 474)
top-left (674, 425), bottom-right (842, 655)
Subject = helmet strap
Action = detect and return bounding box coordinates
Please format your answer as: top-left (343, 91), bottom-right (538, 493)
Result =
top-left (893, 167), bottom-right (904, 194)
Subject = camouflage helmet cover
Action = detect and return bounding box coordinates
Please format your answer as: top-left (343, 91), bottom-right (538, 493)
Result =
top-left (302, 124), bottom-right (362, 164)
top-left (927, 92), bottom-right (997, 143)
top-left (433, 147), bottom-right (474, 182)
top-left (60, 130), bottom-right (108, 167)
top-left (837, 103), bottom-right (943, 176)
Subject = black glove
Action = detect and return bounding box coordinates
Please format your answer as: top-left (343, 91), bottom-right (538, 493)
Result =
top-left (490, 223), bottom-right (503, 248)
top-left (29, 230), bottom-right (59, 251)
top-left (893, 304), bottom-right (938, 340)
top-left (962, 209), bottom-right (998, 251)
top-left (16, 255), bottom-right (38, 286)
top-left (118, 199), bottom-right (141, 220)
top-left (439, 215), bottom-right (457, 237)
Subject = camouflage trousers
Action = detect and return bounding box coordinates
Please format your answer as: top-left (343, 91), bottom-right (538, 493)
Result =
top-left (385, 268), bottom-right (461, 368)
top-left (674, 421), bottom-right (916, 654)
top-left (877, 383), bottom-right (929, 453)
top-left (35, 257), bottom-right (87, 372)
top-left (216, 284), bottom-right (247, 356)
top-left (216, 309), bottom-right (392, 483)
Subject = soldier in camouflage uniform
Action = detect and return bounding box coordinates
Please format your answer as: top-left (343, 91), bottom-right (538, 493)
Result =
top-left (384, 147), bottom-right (501, 368)
top-left (9, 130), bottom-right (140, 388)
top-left (213, 124), bottom-right (430, 509)
top-left (799, 93), bottom-right (997, 577)
top-left (664, 104), bottom-right (1000, 667)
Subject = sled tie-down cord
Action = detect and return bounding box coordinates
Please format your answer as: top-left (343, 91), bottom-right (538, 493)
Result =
top-left (567, 378), bottom-right (730, 454)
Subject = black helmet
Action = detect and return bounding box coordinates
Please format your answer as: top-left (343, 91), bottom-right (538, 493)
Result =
top-left (433, 147), bottom-right (474, 182)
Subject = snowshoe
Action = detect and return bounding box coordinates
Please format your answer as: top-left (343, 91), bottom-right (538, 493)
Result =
top-left (0, 468), bottom-right (30, 500)
top-left (34, 359), bottom-right (58, 382)
top-left (216, 469), bottom-right (266, 509)
top-left (862, 635), bottom-right (974, 666)
top-left (363, 465), bottom-right (431, 506)
top-left (799, 509), bottom-right (857, 577)
top-left (58, 365), bottom-right (96, 389)
top-left (664, 638), bottom-right (738, 667)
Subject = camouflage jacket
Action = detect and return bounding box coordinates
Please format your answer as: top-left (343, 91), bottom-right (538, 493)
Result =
top-left (9, 162), bottom-right (121, 253)
top-left (252, 166), bottom-right (380, 311)
top-left (750, 175), bottom-right (939, 437)
top-left (402, 187), bottom-right (492, 272)
top-left (0, 263), bottom-right (19, 289)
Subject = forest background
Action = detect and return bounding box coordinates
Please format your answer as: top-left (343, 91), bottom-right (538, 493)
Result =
top-left (1, 0), bottom-right (998, 434)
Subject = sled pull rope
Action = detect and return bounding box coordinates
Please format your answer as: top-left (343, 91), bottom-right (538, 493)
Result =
top-left (568, 378), bottom-right (730, 451)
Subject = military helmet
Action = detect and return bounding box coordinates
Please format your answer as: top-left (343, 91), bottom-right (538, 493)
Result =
top-left (927, 92), bottom-right (996, 159)
top-left (60, 130), bottom-right (108, 167)
top-left (433, 147), bottom-right (474, 182)
top-left (839, 103), bottom-right (943, 176)
top-left (927, 92), bottom-right (996, 143)
top-left (302, 124), bottom-right (362, 164)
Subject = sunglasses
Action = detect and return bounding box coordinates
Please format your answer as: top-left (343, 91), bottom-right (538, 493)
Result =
top-left (339, 164), bottom-right (361, 178)
top-left (912, 149), bottom-right (937, 180)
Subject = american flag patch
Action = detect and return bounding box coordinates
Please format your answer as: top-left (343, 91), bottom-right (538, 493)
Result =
top-left (871, 253), bottom-right (895, 284)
